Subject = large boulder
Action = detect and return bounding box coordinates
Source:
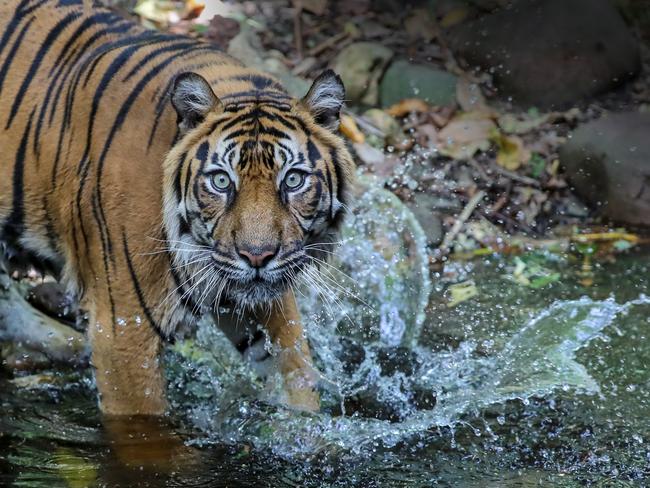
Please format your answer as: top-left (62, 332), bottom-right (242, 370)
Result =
top-left (559, 112), bottom-right (650, 226)
top-left (448, 0), bottom-right (640, 109)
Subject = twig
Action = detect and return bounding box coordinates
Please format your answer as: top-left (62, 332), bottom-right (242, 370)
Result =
top-left (439, 190), bottom-right (486, 252)
top-left (307, 31), bottom-right (348, 57)
top-left (491, 164), bottom-right (541, 187)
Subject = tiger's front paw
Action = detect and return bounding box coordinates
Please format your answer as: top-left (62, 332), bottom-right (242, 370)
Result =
top-left (286, 386), bottom-right (320, 413)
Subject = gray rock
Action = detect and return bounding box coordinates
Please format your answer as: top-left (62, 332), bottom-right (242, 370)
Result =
top-left (448, 0), bottom-right (640, 109)
top-left (331, 42), bottom-right (393, 106)
top-left (380, 60), bottom-right (458, 108)
top-left (228, 27), bottom-right (310, 98)
top-left (559, 112), bottom-right (650, 226)
top-left (407, 193), bottom-right (445, 245)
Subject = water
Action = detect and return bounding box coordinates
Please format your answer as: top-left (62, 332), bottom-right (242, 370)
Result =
top-left (1, 184), bottom-right (650, 486)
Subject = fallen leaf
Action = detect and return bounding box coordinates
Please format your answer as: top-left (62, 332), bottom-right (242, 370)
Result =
top-left (446, 280), bottom-right (478, 307)
top-left (494, 133), bottom-right (531, 171)
top-left (134, 0), bottom-right (177, 24)
top-left (386, 98), bottom-right (431, 117)
top-left (437, 111), bottom-right (496, 160)
top-left (340, 114), bottom-right (365, 143)
top-left (183, 0), bottom-right (205, 20)
top-left (497, 112), bottom-right (551, 134)
top-left (456, 76), bottom-right (490, 113)
top-left (440, 6), bottom-right (469, 28)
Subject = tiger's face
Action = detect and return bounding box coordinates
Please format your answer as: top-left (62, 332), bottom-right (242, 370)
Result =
top-left (163, 71), bottom-right (354, 309)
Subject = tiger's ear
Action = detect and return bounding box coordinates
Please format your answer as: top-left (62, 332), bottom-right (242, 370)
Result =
top-left (301, 70), bottom-right (345, 131)
top-left (171, 72), bottom-right (221, 133)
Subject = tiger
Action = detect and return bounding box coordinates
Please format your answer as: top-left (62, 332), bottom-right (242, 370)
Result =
top-left (0, 0), bottom-right (355, 415)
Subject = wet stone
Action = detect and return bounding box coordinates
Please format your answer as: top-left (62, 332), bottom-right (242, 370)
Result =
top-left (559, 111), bottom-right (650, 226)
top-left (447, 0), bottom-right (641, 109)
top-left (379, 60), bottom-right (458, 108)
top-left (331, 42), bottom-right (394, 106)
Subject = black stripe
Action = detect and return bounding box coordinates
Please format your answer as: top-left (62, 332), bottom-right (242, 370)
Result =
top-left (42, 196), bottom-right (59, 256)
top-left (221, 109), bottom-right (257, 132)
top-left (91, 191), bottom-right (116, 328)
top-left (0, 16), bottom-right (35, 96)
top-left (173, 152), bottom-right (188, 203)
top-left (220, 89), bottom-right (291, 102)
top-left (82, 32), bottom-right (177, 88)
top-left (0, 0), bottom-right (43, 62)
top-left (229, 74), bottom-right (285, 92)
top-left (77, 33), bottom-right (175, 176)
top-left (122, 233), bottom-right (169, 341)
top-left (48, 11), bottom-right (118, 77)
top-left (47, 20), bottom-right (134, 125)
top-left (5, 11), bottom-right (81, 129)
top-left (91, 46), bottom-right (210, 288)
top-left (2, 109), bottom-right (35, 243)
top-left (330, 147), bottom-right (346, 206)
top-left (36, 19), bottom-right (134, 158)
top-left (324, 164), bottom-right (335, 219)
top-left (123, 40), bottom-right (195, 82)
top-left (195, 141), bottom-right (210, 164)
top-left (307, 139), bottom-right (321, 165)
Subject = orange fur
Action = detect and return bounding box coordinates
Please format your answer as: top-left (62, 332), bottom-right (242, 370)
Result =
top-left (0, 0), bottom-right (355, 414)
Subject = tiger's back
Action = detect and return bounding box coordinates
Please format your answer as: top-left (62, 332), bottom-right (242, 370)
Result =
top-left (0, 0), bottom-right (267, 283)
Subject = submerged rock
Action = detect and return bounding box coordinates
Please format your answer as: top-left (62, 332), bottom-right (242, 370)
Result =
top-left (379, 60), bottom-right (458, 108)
top-left (448, 0), bottom-right (640, 108)
top-left (559, 112), bottom-right (650, 226)
top-left (331, 42), bottom-right (393, 106)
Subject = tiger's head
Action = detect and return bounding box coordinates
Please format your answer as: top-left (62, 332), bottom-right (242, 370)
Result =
top-left (162, 70), bottom-right (355, 309)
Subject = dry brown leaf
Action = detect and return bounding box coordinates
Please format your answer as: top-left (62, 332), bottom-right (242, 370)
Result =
top-left (340, 114), bottom-right (365, 143)
top-left (386, 98), bottom-right (431, 117)
top-left (437, 111), bottom-right (496, 160)
top-left (494, 133), bottom-right (531, 171)
top-left (184, 0), bottom-right (205, 19)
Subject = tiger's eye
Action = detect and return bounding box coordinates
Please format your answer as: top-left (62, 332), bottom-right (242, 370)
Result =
top-left (211, 172), bottom-right (231, 191)
top-left (284, 170), bottom-right (305, 190)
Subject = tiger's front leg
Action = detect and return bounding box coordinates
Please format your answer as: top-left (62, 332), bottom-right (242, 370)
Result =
top-left (263, 291), bottom-right (320, 412)
top-left (88, 297), bottom-right (167, 416)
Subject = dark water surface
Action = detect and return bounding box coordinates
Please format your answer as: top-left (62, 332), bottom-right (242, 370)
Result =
top-left (1, 250), bottom-right (649, 487)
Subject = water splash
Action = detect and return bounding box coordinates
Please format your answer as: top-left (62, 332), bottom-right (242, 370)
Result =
top-left (167, 295), bottom-right (649, 459)
top-left (165, 180), bottom-right (650, 459)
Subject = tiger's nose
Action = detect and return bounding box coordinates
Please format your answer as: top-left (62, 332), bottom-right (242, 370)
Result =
top-left (238, 248), bottom-right (277, 268)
